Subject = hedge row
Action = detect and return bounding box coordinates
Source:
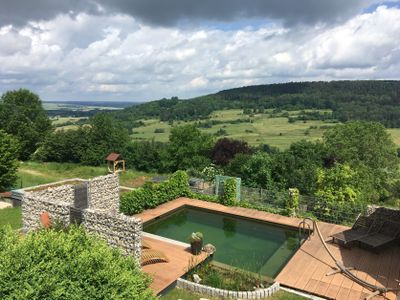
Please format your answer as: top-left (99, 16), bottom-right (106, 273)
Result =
top-left (120, 172), bottom-right (248, 215)
top-left (120, 171), bottom-right (190, 215)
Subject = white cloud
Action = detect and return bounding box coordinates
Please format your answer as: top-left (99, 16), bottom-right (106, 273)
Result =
top-left (0, 6), bottom-right (399, 101)
top-left (190, 76), bottom-right (208, 88)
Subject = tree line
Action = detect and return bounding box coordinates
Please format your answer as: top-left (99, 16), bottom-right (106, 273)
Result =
top-left (113, 80), bottom-right (400, 127)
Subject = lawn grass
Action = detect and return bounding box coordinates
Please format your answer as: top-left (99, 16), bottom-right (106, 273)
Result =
top-left (16, 161), bottom-right (156, 189)
top-left (161, 288), bottom-right (305, 300)
top-left (0, 207), bottom-right (22, 229)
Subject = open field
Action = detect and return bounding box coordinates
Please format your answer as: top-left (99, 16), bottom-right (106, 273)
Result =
top-left (130, 109), bottom-right (400, 149)
top-left (130, 109), bottom-right (336, 149)
top-left (51, 116), bottom-right (88, 126)
top-left (16, 161), bottom-right (156, 189)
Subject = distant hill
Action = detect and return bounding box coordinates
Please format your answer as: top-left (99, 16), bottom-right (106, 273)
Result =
top-left (43, 101), bottom-right (141, 117)
top-left (114, 80), bottom-right (400, 127)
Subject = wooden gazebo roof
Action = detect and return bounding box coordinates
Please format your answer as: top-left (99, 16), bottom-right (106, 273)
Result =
top-left (106, 152), bottom-right (121, 162)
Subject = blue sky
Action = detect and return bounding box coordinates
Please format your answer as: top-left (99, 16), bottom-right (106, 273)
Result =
top-left (0, 0), bottom-right (399, 102)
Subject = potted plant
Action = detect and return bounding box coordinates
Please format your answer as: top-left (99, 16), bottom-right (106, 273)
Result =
top-left (188, 232), bottom-right (203, 255)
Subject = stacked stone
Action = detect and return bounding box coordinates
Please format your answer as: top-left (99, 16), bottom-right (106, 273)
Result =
top-left (177, 279), bottom-right (280, 299)
top-left (27, 185), bottom-right (75, 204)
top-left (22, 195), bottom-right (71, 231)
top-left (82, 209), bottom-right (142, 260)
top-left (21, 174), bottom-right (143, 262)
top-left (87, 174), bottom-right (120, 212)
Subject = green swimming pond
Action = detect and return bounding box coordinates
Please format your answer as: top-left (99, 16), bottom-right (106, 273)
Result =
top-left (144, 207), bottom-right (302, 278)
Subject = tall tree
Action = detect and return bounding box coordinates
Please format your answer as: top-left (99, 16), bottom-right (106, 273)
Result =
top-left (212, 138), bottom-right (252, 166)
top-left (272, 140), bottom-right (326, 194)
top-left (125, 140), bottom-right (165, 172)
top-left (81, 113), bottom-right (129, 165)
top-left (226, 152), bottom-right (274, 189)
top-left (323, 121), bottom-right (399, 201)
top-left (34, 127), bottom-right (90, 163)
top-left (0, 130), bottom-right (19, 191)
top-left (314, 163), bottom-right (362, 222)
top-left (0, 89), bottom-right (52, 160)
top-left (163, 125), bottom-right (213, 172)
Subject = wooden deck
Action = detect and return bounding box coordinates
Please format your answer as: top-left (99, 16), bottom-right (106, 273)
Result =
top-left (136, 198), bottom-right (400, 300)
top-left (141, 235), bottom-right (209, 294)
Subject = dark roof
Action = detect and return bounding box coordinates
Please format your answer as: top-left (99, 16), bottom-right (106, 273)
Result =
top-left (106, 152), bottom-right (121, 162)
top-left (0, 191), bottom-right (12, 198)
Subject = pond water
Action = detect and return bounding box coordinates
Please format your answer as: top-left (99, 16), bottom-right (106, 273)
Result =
top-left (144, 207), bottom-right (302, 278)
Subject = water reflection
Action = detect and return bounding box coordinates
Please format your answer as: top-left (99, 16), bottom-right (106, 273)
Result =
top-left (223, 217), bottom-right (237, 238)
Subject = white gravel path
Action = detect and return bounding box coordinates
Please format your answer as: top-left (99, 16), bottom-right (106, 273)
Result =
top-left (0, 201), bottom-right (12, 209)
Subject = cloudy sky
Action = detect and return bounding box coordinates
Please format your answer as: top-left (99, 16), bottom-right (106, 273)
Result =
top-left (0, 0), bottom-right (399, 102)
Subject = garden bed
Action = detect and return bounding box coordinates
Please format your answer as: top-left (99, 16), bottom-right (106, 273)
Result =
top-left (186, 261), bottom-right (273, 291)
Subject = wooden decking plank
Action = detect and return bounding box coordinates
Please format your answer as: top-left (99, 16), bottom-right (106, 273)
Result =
top-left (314, 281), bottom-right (330, 297)
top-left (335, 286), bottom-right (351, 300)
top-left (141, 235), bottom-right (209, 294)
top-left (347, 289), bottom-right (362, 300)
top-left (295, 224), bottom-right (340, 291)
top-left (304, 278), bottom-right (320, 294)
top-left (302, 225), bottom-right (342, 299)
top-left (135, 198), bottom-right (400, 300)
top-left (325, 283), bottom-right (341, 299)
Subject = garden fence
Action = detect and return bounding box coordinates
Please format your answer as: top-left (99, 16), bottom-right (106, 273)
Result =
top-left (189, 178), bottom-right (368, 226)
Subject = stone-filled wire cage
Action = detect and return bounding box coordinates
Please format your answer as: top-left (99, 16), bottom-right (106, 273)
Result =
top-left (21, 174), bottom-right (142, 260)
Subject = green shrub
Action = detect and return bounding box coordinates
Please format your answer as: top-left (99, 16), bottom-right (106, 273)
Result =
top-left (286, 188), bottom-right (299, 216)
top-left (120, 187), bottom-right (147, 214)
top-left (219, 178), bottom-right (237, 206)
top-left (189, 192), bottom-right (219, 203)
top-left (120, 170), bottom-right (190, 215)
top-left (0, 226), bottom-right (155, 300)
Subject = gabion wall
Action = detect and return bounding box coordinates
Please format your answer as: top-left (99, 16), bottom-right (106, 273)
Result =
top-left (21, 175), bottom-right (142, 261)
top-left (88, 174), bottom-right (120, 212)
top-left (83, 209), bottom-right (142, 258)
top-left (22, 195), bottom-right (71, 230)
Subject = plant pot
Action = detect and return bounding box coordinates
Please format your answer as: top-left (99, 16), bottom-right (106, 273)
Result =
top-left (190, 240), bottom-right (203, 255)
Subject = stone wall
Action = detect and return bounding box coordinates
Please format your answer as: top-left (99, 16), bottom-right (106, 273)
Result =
top-left (26, 184), bottom-right (75, 204)
top-left (82, 209), bottom-right (142, 259)
top-left (177, 279), bottom-right (280, 299)
top-left (87, 174), bottom-right (119, 212)
top-left (21, 175), bottom-right (142, 261)
top-left (22, 194), bottom-right (71, 231)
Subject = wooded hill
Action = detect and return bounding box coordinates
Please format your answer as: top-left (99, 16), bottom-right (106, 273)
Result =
top-left (114, 80), bottom-right (400, 127)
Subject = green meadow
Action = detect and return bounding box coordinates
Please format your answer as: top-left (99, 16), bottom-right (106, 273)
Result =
top-left (131, 109), bottom-right (337, 149)
top-left (46, 108), bottom-right (400, 150)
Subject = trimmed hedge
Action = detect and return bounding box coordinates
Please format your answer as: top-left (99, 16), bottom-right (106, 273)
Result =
top-left (0, 226), bottom-right (155, 300)
top-left (120, 171), bottom-right (190, 215)
top-left (218, 178), bottom-right (237, 206)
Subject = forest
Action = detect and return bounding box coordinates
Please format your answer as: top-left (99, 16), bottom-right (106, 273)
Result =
top-left (114, 80), bottom-right (400, 127)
